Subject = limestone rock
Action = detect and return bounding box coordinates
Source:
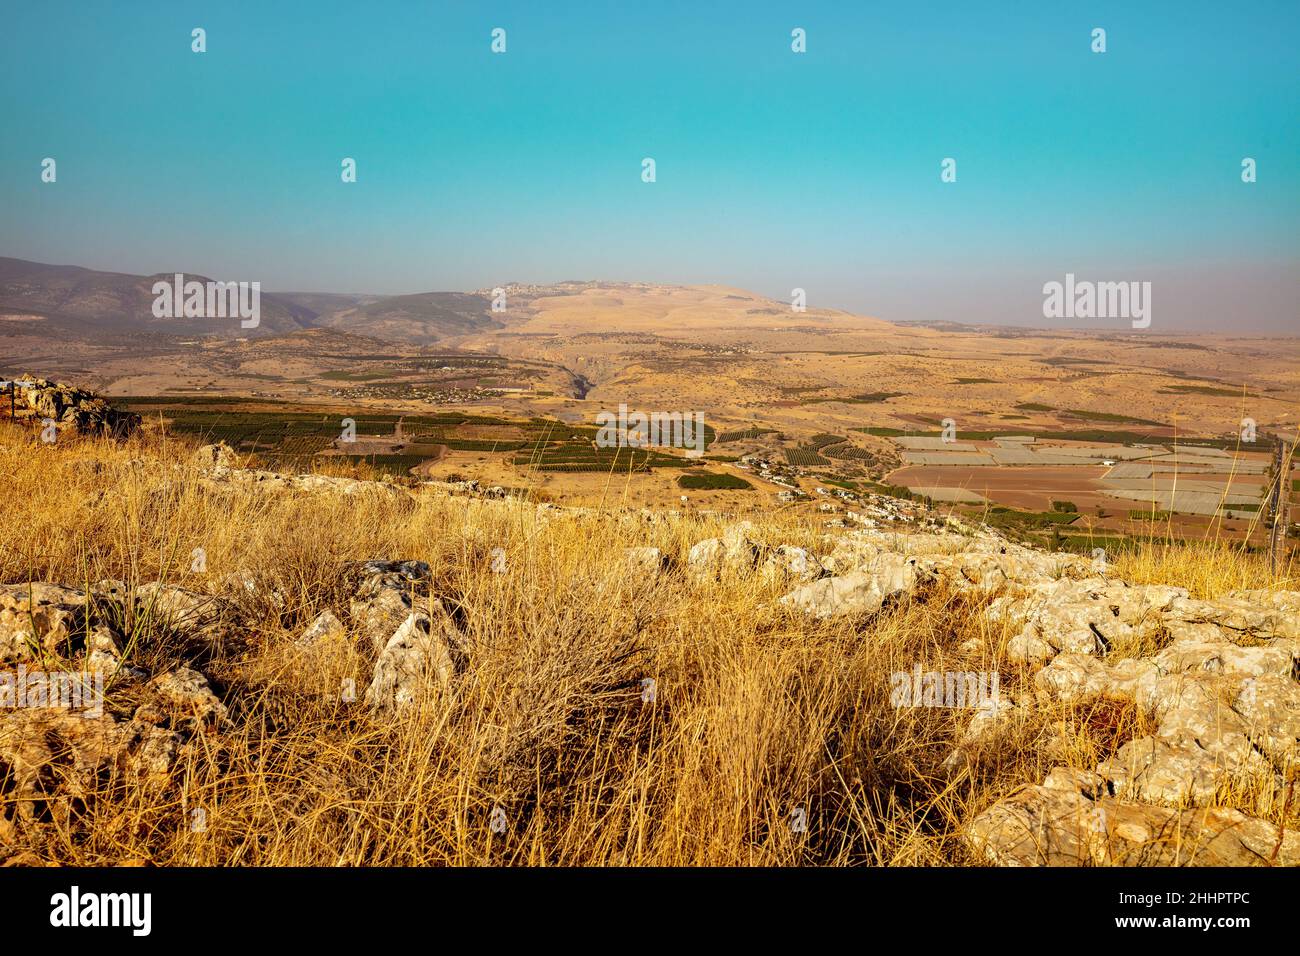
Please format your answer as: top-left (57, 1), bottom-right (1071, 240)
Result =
top-left (1164, 620), bottom-right (1233, 644)
top-left (364, 611), bottom-right (459, 711)
top-left (721, 523), bottom-right (760, 570)
top-left (1033, 653), bottom-right (1159, 704)
top-left (197, 467), bottom-right (415, 506)
top-left (624, 547), bottom-right (669, 577)
top-left (687, 538), bottom-right (726, 581)
top-left (354, 559), bottom-right (430, 585)
top-left (1167, 592), bottom-right (1300, 641)
top-left (84, 625), bottom-right (123, 672)
top-left (135, 583), bottom-right (233, 636)
top-left (820, 538), bottom-right (882, 574)
top-left (0, 583), bottom-right (95, 662)
top-left (0, 708), bottom-right (181, 822)
top-left (1154, 640), bottom-right (1294, 680)
top-left (192, 442), bottom-right (240, 468)
top-left (124, 720), bottom-right (185, 781)
top-left (779, 554), bottom-right (921, 619)
top-left (0, 710), bottom-right (130, 820)
top-left (1042, 767), bottom-right (1107, 798)
top-left (1001, 580), bottom-right (1184, 664)
top-left (942, 696), bottom-right (1018, 772)
top-left (9, 378), bottom-right (140, 437)
top-left (348, 560), bottom-right (432, 651)
top-left (297, 610), bottom-right (346, 647)
top-left (140, 666), bottom-right (228, 726)
top-left (1233, 673), bottom-right (1300, 762)
top-left (1097, 733), bottom-right (1271, 806)
top-left (967, 777), bottom-right (1300, 866)
top-left (760, 545), bottom-right (823, 584)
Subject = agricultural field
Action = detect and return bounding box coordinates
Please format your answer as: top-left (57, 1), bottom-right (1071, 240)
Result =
top-left (784, 446), bottom-right (831, 467)
top-left (714, 426), bottom-right (780, 443)
top-left (678, 472), bottom-right (754, 490)
top-left (883, 432), bottom-right (1284, 544)
top-left (10, 280), bottom-right (1296, 533)
top-left (116, 396), bottom-right (720, 488)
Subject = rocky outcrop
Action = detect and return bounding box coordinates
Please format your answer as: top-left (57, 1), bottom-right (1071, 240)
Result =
top-left (0, 550), bottom-right (470, 851)
top-left (192, 451), bottom-right (415, 506)
top-left (0, 709), bottom-right (186, 823)
top-left (748, 524), bottom-right (1300, 865)
top-left (192, 442), bottom-right (241, 468)
top-left (139, 666), bottom-right (229, 728)
top-left (7, 378), bottom-right (140, 437)
top-left (297, 609), bottom-right (346, 647)
top-left (136, 582), bottom-right (235, 637)
top-left (963, 597), bottom-right (1300, 864)
top-left (761, 545), bottom-right (823, 584)
top-left (347, 560), bottom-right (433, 651)
top-left (1026, 638), bottom-right (1300, 808)
top-left (0, 579), bottom-right (235, 843)
top-left (688, 523), bottom-right (763, 581)
top-left (2, 583), bottom-right (102, 662)
top-left (778, 554), bottom-right (922, 618)
top-left (989, 580), bottom-right (1189, 663)
top-left (967, 769), bottom-right (1300, 866)
top-left (363, 609), bottom-right (460, 711)
top-left (340, 560), bottom-right (468, 712)
top-left (624, 547), bottom-right (669, 577)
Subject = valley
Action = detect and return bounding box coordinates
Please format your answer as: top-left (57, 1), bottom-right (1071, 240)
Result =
top-left (3, 260), bottom-right (1296, 546)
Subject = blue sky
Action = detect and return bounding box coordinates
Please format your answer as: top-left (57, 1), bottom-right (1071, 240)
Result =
top-left (2, 0), bottom-right (1297, 330)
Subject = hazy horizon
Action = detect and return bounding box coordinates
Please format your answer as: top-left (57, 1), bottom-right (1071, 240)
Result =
top-left (3, 0), bottom-right (1297, 332)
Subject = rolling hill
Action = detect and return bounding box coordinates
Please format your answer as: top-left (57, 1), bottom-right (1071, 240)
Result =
top-left (0, 257), bottom-right (315, 336)
top-left (0, 257), bottom-right (504, 344)
top-left (315, 291), bottom-right (500, 344)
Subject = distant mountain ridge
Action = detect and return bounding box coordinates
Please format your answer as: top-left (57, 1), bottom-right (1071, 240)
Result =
top-left (317, 291), bottom-right (502, 345)
top-left (0, 257), bottom-right (498, 344)
top-left (0, 257), bottom-right (315, 336)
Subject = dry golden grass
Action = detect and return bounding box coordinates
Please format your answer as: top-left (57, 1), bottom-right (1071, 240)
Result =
top-left (0, 421), bottom-right (1294, 866)
top-left (1111, 538), bottom-right (1296, 600)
